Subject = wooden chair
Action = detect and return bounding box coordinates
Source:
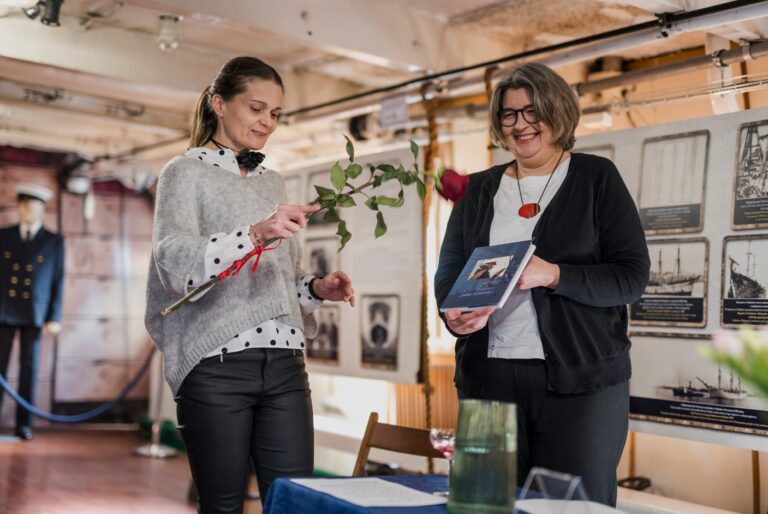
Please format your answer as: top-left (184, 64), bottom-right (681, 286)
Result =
top-left (352, 412), bottom-right (445, 477)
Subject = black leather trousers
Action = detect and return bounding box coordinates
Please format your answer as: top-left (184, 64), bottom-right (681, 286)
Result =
top-left (176, 348), bottom-right (314, 514)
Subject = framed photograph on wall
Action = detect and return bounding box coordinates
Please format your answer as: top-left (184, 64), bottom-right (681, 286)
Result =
top-left (629, 332), bottom-right (767, 436)
top-left (630, 238), bottom-right (708, 328)
top-left (360, 294), bottom-right (400, 370)
top-left (732, 120), bottom-right (768, 229)
top-left (306, 305), bottom-right (340, 364)
top-left (721, 234), bottom-right (768, 327)
top-left (637, 131), bottom-right (709, 235)
top-left (303, 237), bottom-right (338, 277)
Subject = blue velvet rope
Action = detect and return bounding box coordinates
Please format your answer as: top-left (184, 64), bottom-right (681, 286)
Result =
top-left (0, 346), bottom-right (156, 423)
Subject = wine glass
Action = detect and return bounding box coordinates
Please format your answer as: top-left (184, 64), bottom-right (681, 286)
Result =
top-left (429, 428), bottom-right (455, 497)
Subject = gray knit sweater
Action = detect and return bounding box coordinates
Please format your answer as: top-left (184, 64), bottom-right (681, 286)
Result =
top-left (145, 155), bottom-right (317, 394)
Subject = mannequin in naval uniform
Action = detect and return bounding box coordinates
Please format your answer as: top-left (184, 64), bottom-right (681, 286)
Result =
top-left (0, 183), bottom-right (64, 440)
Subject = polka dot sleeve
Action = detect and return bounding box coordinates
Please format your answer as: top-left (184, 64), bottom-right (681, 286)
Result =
top-left (296, 274), bottom-right (323, 315)
top-left (185, 225), bottom-right (254, 301)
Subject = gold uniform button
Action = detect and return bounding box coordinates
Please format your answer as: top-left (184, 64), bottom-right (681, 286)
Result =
top-left (23, 278), bottom-right (31, 286)
top-left (25, 264), bottom-right (33, 272)
top-left (3, 251), bottom-right (10, 259)
top-left (21, 292), bottom-right (29, 300)
top-left (10, 276), bottom-right (18, 285)
top-left (37, 255), bottom-right (44, 263)
top-left (8, 290), bottom-right (16, 298)
top-left (12, 263), bottom-right (19, 271)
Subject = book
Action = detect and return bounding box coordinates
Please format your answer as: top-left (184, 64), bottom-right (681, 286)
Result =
top-left (439, 240), bottom-right (536, 312)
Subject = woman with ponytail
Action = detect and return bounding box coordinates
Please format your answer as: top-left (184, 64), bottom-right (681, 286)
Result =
top-left (145, 56), bottom-right (355, 513)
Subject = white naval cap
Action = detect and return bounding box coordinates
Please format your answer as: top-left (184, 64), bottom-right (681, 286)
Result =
top-left (15, 182), bottom-right (54, 203)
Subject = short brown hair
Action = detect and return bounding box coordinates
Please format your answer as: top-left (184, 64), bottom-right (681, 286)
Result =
top-left (189, 56), bottom-right (284, 148)
top-left (489, 62), bottom-right (579, 151)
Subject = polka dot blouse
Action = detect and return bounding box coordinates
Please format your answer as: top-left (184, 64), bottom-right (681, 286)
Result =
top-left (184, 147), bottom-right (322, 359)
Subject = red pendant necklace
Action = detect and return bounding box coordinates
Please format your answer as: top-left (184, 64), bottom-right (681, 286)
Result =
top-left (514, 150), bottom-right (565, 219)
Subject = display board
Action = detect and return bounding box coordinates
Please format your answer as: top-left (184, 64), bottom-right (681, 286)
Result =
top-left (494, 107), bottom-right (768, 448)
top-left (573, 108), bottom-right (768, 444)
top-left (282, 146), bottom-right (424, 384)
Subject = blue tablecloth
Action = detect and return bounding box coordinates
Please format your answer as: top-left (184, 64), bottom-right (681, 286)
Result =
top-left (262, 474), bottom-right (451, 514)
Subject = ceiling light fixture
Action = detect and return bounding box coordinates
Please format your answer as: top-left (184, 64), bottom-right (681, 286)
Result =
top-left (156, 14), bottom-right (183, 52)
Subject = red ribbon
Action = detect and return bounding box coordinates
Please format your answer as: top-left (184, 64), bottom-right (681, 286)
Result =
top-left (217, 240), bottom-right (282, 281)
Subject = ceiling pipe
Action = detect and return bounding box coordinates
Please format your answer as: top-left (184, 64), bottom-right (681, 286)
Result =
top-left (283, 0), bottom-right (768, 123)
top-left (575, 40), bottom-right (768, 96)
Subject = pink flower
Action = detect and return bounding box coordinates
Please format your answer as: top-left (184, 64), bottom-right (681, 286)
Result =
top-left (711, 330), bottom-right (745, 358)
top-left (437, 169), bottom-right (468, 202)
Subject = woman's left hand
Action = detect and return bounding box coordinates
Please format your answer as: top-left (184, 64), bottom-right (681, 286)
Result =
top-left (312, 271), bottom-right (356, 306)
top-left (517, 255), bottom-right (560, 290)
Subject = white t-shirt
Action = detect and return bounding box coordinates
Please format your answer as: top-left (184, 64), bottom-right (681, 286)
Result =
top-left (487, 158), bottom-right (570, 360)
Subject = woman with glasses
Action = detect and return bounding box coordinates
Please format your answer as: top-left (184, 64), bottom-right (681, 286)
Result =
top-left (434, 62), bottom-right (649, 506)
top-left (145, 56), bottom-right (355, 513)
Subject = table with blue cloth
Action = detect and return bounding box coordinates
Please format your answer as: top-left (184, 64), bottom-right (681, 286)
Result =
top-left (263, 474), bottom-right (450, 514)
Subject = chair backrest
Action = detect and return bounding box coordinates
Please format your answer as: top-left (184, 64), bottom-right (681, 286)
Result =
top-left (352, 411), bottom-right (445, 477)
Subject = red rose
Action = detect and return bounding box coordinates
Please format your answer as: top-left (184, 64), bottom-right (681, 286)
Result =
top-left (438, 169), bottom-right (468, 202)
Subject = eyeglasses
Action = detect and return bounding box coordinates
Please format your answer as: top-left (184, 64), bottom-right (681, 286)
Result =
top-left (498, 105), bottom-right (540, 127)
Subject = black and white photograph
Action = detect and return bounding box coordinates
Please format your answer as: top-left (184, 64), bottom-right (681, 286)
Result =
top-left (306, 306), bottom-right (340, 364)
top-left (638, 131), bottom-right (709, 234)
top-left (360, 294), bottom-right (400, 370)
top-left (733, 120), bottom-right (768, 228)
top-left (630, 334), bottom-right (768, 435)
top-left (721, 235), bottom-right (768, 326)
top-left (630, 238), bottom-right (708, 327)
top-left (304, 237), bottom-right (338, 277)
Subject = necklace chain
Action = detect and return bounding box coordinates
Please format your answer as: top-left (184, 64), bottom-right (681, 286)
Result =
top-left (514, 150), bottom-right (565, 210)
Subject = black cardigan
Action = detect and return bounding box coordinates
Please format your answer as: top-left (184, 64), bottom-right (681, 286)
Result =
top-left (434, 153), bottom-right (650, 394)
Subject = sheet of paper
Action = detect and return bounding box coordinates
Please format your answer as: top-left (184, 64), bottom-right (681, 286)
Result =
top-left (515, 498), bottom-right (627, 514)
top-left (290, 477), bottom-right (448, 507)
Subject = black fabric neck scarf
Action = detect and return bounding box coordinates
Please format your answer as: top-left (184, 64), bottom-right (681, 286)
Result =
top-left (210, 138), bottom-right (265, 170)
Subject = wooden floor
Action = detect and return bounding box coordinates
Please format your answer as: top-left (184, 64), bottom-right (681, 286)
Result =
top-left (0, 429), bottom-right (263, 514)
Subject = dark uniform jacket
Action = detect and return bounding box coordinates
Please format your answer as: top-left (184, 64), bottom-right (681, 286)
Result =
top-left (0, 225), bottom-right (65, 328)
top-left (435, 153), bottom-right (650, 395)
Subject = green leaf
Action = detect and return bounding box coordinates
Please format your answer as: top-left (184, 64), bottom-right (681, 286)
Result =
top-left (337, 196), bottom-right (356, 208)
top-left (377, 164), bottom-right (396, 174)
top-left (373, 175), bottom-right (384, 187)
top-left (410, 140), bottom-right (419, 162)
top-left (415, 177), bottom-right (426, 200)
top-left (376, 195), bottom-right (400, 207)
top-left (346, 163), bottom-right (363, 179)
top-left (344, 135), bottom-right (355, 162)
top-left (398, 165), bottom-right (415, 185)
top-left (330, 162), bottom-right (346, 191)
top-left (323, 208), bottom-right (340, 223)
top-left (365, 197), bottom-right (379, 210)
top-left (337, 220), bottom-right (352, 251)
top-left (315, 185), bottom-right (336, 198)
top-left (374, 212), bottom-right (387, 238)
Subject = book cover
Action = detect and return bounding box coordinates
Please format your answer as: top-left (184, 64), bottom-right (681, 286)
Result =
top-left (439, 241), bottom-right (536, 312)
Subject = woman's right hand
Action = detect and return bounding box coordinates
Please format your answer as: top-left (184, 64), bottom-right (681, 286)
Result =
top-left (444, 307), bottom-right (494, 335)
top-left (251, 204), bottom-right (320, 244)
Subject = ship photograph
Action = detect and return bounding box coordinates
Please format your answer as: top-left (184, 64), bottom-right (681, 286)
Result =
top-left (725, 239), bottom-right (768, 299)
top-left (639, 132), bottom-right (708, 210)
top-left (630, 335), bottom-right (766, 413)
top-left (735, 122), bottom-right (768, 200)
top-left (644, 242), bottom-right (705, 297)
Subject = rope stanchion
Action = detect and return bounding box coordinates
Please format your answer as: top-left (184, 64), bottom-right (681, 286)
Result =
top-left (0, 346), bottom-right (156, 423)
